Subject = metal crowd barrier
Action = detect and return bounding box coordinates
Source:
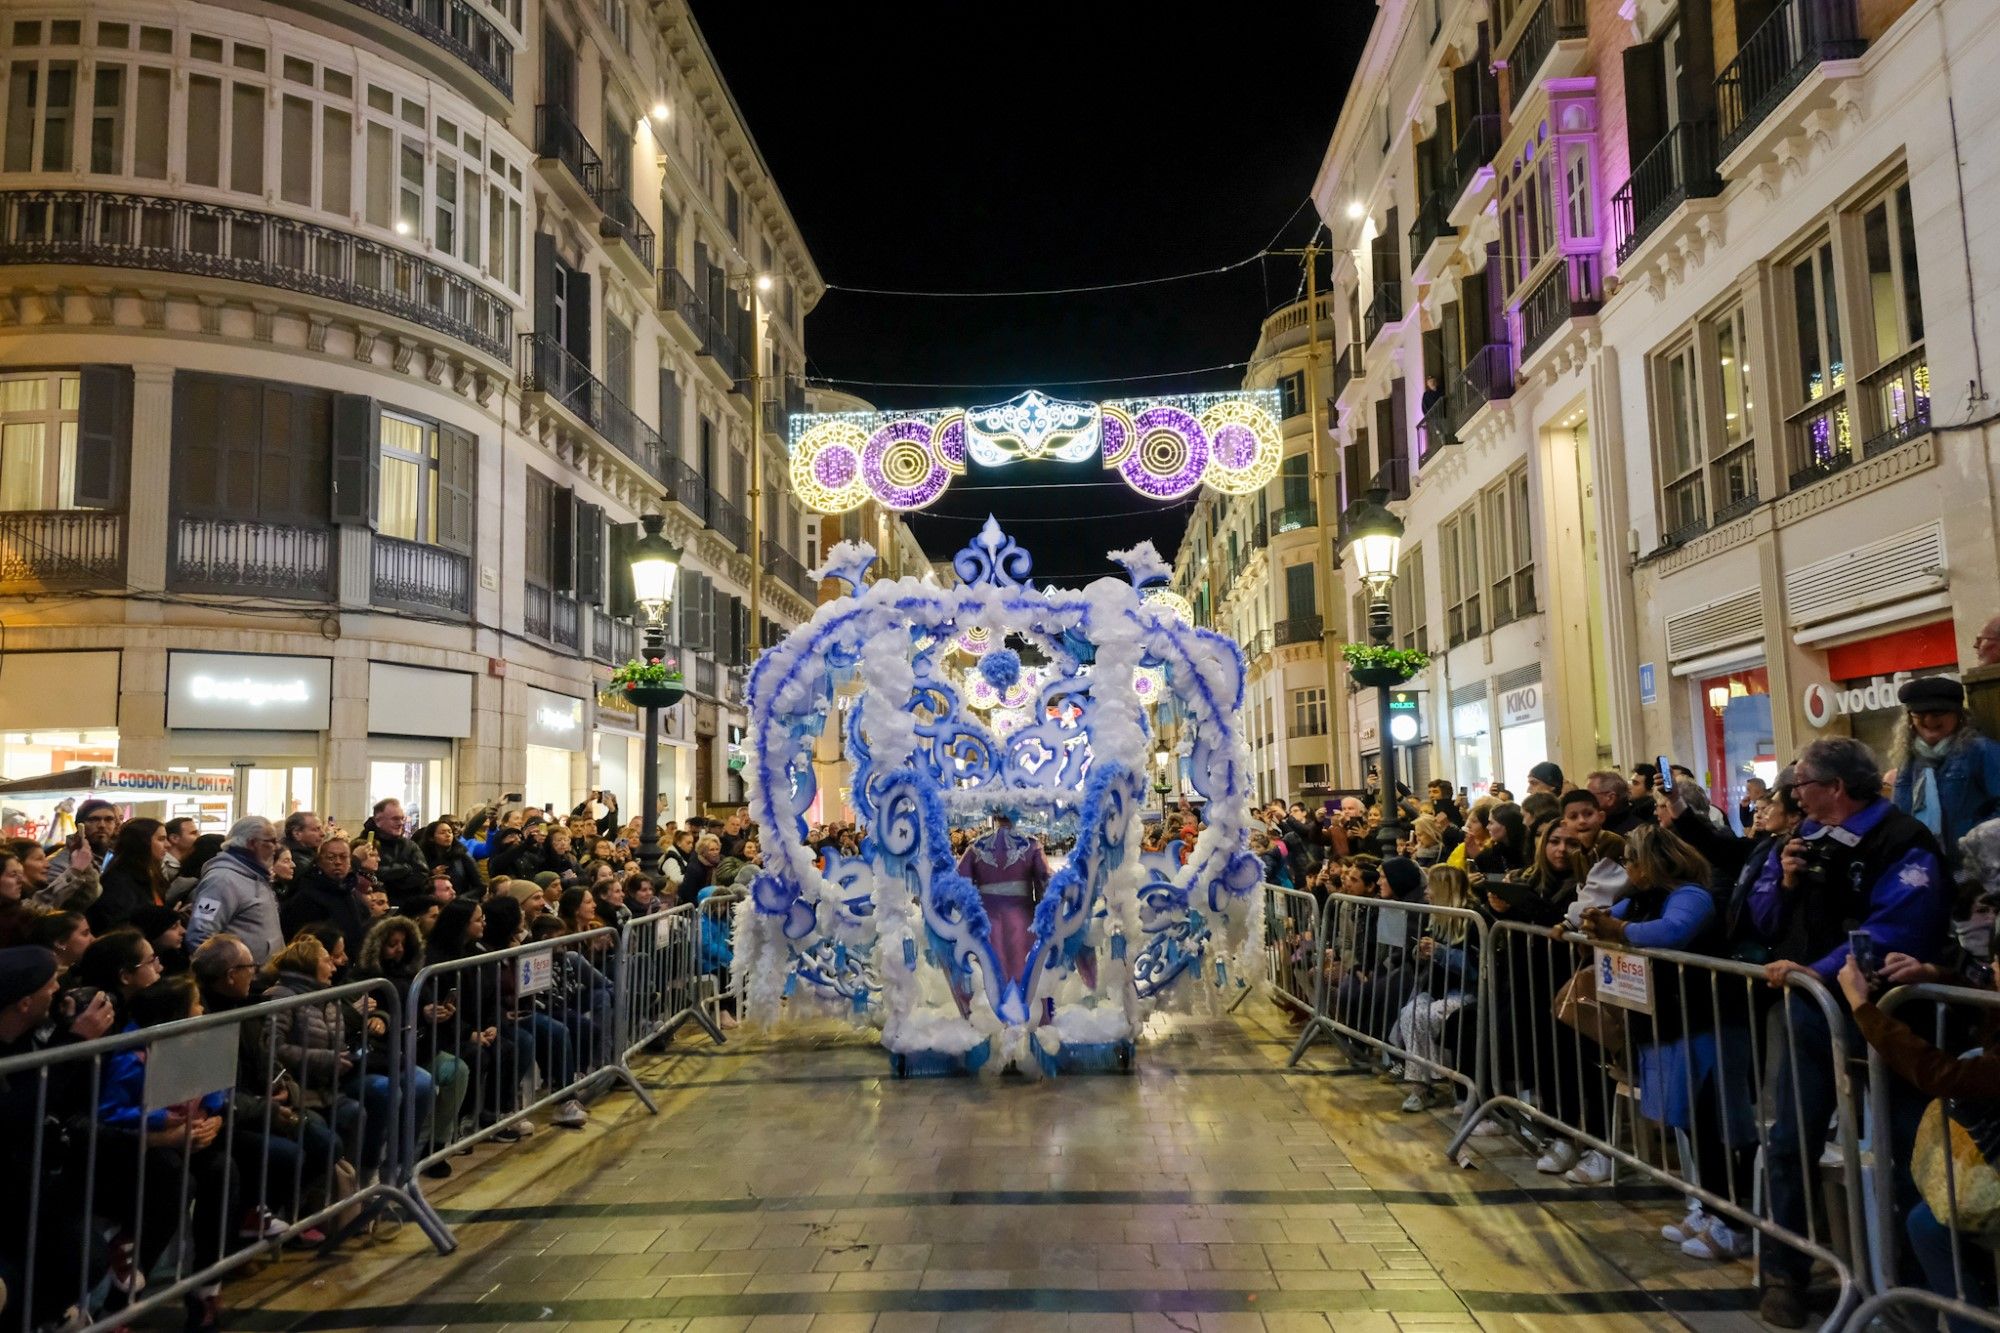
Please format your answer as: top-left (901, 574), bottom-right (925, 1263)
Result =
top-left (1286, 891), bottom-right (1490, 1125)
top-left (1859, 981), bottom-right (2000, 1333)
top-left (0, 977), bottom-right (447, 1333)
top-left (1455, 921), bottom-right (1868, 1327)
top-left (1237, 884), bottom-right (1320, 1017)
top-left (617, 904), bottom-right (726, 1055)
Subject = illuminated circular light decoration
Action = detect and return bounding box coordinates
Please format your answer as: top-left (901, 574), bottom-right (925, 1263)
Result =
top-left (1131, 664), bottom-right (1166, 705)
top-left (956, 624), bottom-right (992, 656)
top-left (1121, 404), bottom-right (1209, 501)
top-left (1198, 398), bottom-right (1283, 495)
top-left (787, 389), bottom-right (1283, 514)
top-left (1142, 586), bottom-right (1195, 623)
top-left (792, 420), bottom-right (872, 513)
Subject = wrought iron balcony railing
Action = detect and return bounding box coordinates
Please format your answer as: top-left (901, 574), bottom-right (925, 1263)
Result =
top-left (1506, 0), bottom-right (1587, 100)
top-left (1861, 347), bottom-right (1931, 458)
top-left (1274, 615), bottom-right (1324, 647)
top-left (1364, 279), bottom-right (1404, 345)
top-left (1517, 254), bottom-right (1603, 362)
top-left (1270, 502), bottom-right (1318, 536)
top-left (522, 333), bottom-right (694, 502)
top-left (371, 533), bottom-right (471, 617)
top-left (0, 189), bottom-right (512, 361)
top-left (0, 509), bottom-right (124, 589)
top-left (1447, 113), bottom-right (1502, 206)
top-left (1421, 342), bottom-right (1515, 457)
top-left (342, 0), bottom-right (513, 97)
top-left (595, 188), bottom-right (655, 271)
top-left (1612, 119), bottom-right (1721, 264)
top-left (1409, 191), bottom-right (1456, 265)
top-left (659, 267), bottom-right (704, 335)
top-left (1717, 0), bottom-right (1865, 157)
top-left (535, 104), bottom-right (601, 198)
top-left (169, 517), bottom-right (333, 600)
top-left (762, 538), bottom-right (812, 598)
top-left (707, 491), bottom-right (748, 551)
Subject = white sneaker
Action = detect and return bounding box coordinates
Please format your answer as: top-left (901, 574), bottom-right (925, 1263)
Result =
top-left (1535, 1140), bottom-right (1579, 1175)
top-left (552, 1098), bottom-right (588, 1129)
top-left (514, 1117), bottom-right (537, 1137)
top-left (1565, 1149), bottom-right (1613, 1185)
top-left (1680, 1215), bottom-right (1750, 1260)
top-left (1662, 1201), bottom-right (1706, 1244)
top-left (1468, 1114), bottom-right (1508, 1137)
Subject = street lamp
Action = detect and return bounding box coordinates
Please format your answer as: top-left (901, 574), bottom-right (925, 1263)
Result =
top-left (1153, 747), bottom-right (1173, 820)
top-left (1339, 488), bottom-right (1405, 849)
top-left (629, 513), bottom-right (683, 876)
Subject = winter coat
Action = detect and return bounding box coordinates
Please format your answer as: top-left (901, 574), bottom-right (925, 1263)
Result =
top-left (423, 841), bottom-right (481, 898)
top-left (1894, 728), bottom-right (2000, 856)
top-left (98, 1033), bottom-right (229, 1129)
top-left (258, 969), bottom-right (352, 1108)
top-left (365, 831), bottom-right (430, 899)
top-left (281, 868), bottom-right (373, 960)
top-left (87, 858), bottom-right (161, 935)
top-left (185, 848), bottom-right (285, 965)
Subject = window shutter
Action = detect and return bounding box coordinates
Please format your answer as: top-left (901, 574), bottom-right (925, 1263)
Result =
top-left (1389, 376), bottom-right (1409, 467)
top-left (607, 519), bottom-right (635, 619)
top-left (692, 571), bottom-right (714, 652)
top-left (73, 365), bottom-right (131, 508)
top-left (576, 501), bottom-right (605, 605)
top-left (1623, 43), bottom-right (1667, 169)
top-left (658, 368), bottom-right (682, 455)
top-left (566, 266), bottom-right (592, 366)
top-left (552, 485), bottom-right (577, 592)
top-left (436, 423), bottom-right (477, 554)
top-left (329, 393), bottom-right (377, 527)
top-left (533, 231), bottom-right (557, 336)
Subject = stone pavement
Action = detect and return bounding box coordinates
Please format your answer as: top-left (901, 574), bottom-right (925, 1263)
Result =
top-left (217, 1005), bottom-right (1776, 1332)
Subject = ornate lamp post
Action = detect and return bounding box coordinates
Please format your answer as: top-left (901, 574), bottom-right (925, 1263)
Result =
top-left (626, 514), bottom-right (684, 876)
top-left (1153, 748), bottom-right (1172, 821)
top-left (1339, 488), bottom-right (1406, 848)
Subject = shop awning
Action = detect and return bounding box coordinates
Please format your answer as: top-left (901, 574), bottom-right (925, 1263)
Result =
top-left (0, 766), bottom-right (235, 800)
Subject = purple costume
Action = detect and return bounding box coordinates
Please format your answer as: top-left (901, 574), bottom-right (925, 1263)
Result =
top-left (957, 823), bottom-right (1049, 989)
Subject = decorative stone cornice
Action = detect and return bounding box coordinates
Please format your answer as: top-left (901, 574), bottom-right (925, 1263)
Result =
top-left (1773, 434), bottom-right (1936, 528)
top-left (1652, 506), bottom-right (1763, 575)
top-left (1522, 318), bottom-right (1601, 388)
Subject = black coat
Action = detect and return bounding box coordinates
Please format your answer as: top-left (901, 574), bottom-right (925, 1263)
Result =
top-left (280, 868), bottom-right (372, 960)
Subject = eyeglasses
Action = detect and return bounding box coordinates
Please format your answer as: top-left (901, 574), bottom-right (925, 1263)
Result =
top-left (228, 962), bottom-right (255, 975)
top-left (1792, 775), bottom-right (1835, 792)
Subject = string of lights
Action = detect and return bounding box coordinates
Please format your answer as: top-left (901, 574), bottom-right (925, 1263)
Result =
top-left (804, 360), bottom-right (1254, 392)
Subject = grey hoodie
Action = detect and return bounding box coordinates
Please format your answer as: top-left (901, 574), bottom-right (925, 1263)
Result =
top-left (186, 847), bottom-right (285, 965)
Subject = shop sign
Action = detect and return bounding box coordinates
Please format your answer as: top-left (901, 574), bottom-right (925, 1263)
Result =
top-left (1594, 948), bottom-right (1654, 1015)
top-left (1803, 670), bottom-right (1956, 729)
top-left (99, 769), bottom-right (236, 796)
top-left (1638, 663), bottom-right (1657, 705)
top-left (1499, 684), bottom-right (1543, 727)
top-left (167, 652), bottom-right (332, 731)
top-left (515, 947), bottom-right (553, 996)
top-left (524, 687), bottom-right (584, 751)
top-left (1451, 701), bottom-right (1489, 737)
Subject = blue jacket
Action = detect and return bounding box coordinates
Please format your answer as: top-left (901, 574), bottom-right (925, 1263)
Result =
top-left (1893, 730), bottom-right (2000, 855)
top-left (99, 1035), bottom-right (229, 1129)
top-left (697, 886), bottom-right (735, 973)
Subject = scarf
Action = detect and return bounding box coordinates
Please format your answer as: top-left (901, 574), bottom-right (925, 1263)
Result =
top-left (1909, 735), bottom-right (1954, 837)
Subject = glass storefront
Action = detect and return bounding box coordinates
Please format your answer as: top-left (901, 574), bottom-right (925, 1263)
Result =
top-left (525, 745), bottom-right (575, 816)
top-left (1452, 699), bottom-right (1492, 798)
top-left (1695, 666), bottom-right (1774, 829)
top-left (369, 758), bottom-right (446, 828)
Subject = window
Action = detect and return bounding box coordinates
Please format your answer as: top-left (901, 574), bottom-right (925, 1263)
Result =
top-left (1650, 304), bottom-right (1759, 541)
top-left (1279, 453), bottom-right (1311, 518)
top-left (1484, 467), bottom-right (1534, 625)
top-left (1283, 561), bottom-right (1315, 626)
top-left (0, 372), bottom-right (78, 511)
top-left (1785, 236), bottom-right (1848, 480)
top-left (1277, 371), bottom-right (1306, 419)
top-left (1659, 341), bottom-right (1704, 535)
top-left (605, 315), bottom-right (632, 404)
top-left (1290, 688), bottom-right (1327, 738)
top-left (378, 412), bottom-right (439, 543)
top-left (1857, 179), bottom-right (1929, 448)
top-left (725, 181), bottom-right (741, 239)
top-left (1440, 506), bottom-right (1481, 645)
top-left (1394, 545), bottom-right (1427, 652)
top-left (5, 59), bottom-right (76, 171)
top-left (171, 374), bottom-right (332, 522)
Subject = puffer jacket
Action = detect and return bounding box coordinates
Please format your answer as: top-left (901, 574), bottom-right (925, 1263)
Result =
top-left (365, 831), bottom-right (430, 899)
top-left (260, 968), bottom-right (350, 1108)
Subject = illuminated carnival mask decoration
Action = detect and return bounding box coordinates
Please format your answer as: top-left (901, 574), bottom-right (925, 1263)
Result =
top-left (789, 388), bottom-right (1283, 513)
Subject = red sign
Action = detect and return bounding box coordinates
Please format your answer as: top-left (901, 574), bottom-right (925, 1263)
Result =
top-left (1825, 620), bottom-right (1957, 681)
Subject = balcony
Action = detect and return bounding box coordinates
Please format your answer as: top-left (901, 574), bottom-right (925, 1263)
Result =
top-left (1371, 455), bottom-right (1412, 503)
top-left (521, 332), bottom-right (694, 501)
top-left (762, 380), bottom-right (808, 443)
top-left (1270, 502), bottom-right (1318, 536)
top-left (1409, 192), bottom-right (1457, 278)
top-left (1613, 120), bottom-right (1721, 265)
top-left (371, 533), bottom-right (470, 617)
top-left (708, 491), bottom-right (748, 551)
top-left (1241, 629), bottom-right (1274, 662)
top-left (694, 657), bottom-right (718, 699)
top-left (169, 517), bottom-right (333, 600)
top-left (591, 607), bottom-right (636, 666)
top-left (763, 538), bottom-right (811, 599)
top-left (1504, 0), bottom-right (1588, 105)
top-left (1422, 343), bottom-right (1515, 457)
top-left (1446, 113), bottom-right (1503, 221)
top-left (535, 104), bottom-right (602, 204)
top-left (1785, 393), bottom-right (1853, 490)
top-left (1517, 254), bottom-right (1602, 363)
top-left (595, 188), bottom-right (655, 274)
top-left (339, 0), bottom-right (513, 99)
top-left (1363, 280), bottom-right (1404, 346)
top-left (1331, 345), bottom-right (1361, 401)
top-left (1717, 0), bottom-right (1865, 160)
top-left (659, 267), bottom-right (706, 346)
top-left (1274, 615), bottom-right (1324, 647)
top-left (699, 315), bottom-right (747, 392)
top-left (523, 581), bottom-right (580, 649)
top-left (0, 509), bottom-right (124, 590)
top-left (1860, 348), bottom-right (1931, 457)
top-left (0, 190), bottom-right (512, 362)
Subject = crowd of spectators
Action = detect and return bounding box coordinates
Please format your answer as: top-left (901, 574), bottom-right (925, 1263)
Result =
top-left (0, 791), bottom-right (758, 1333)
top-left (1252, 674), bottom-right (2000, 1328)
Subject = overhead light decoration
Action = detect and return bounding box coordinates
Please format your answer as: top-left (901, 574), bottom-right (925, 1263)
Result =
top-left (788, 387), bottom-right (1283, 514)
top-left (1141, 586), bottom-right (1194, 623)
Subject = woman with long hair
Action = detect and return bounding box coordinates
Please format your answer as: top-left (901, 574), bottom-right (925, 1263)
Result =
top-left (10, 834), bottom-right (99, 914)
top-left (355, 915), bottom-right (472, 1177)
top-left (421, 820), bottom-right (480, 898)
top-left (89, 817), bottom-right (169, 933)
top-left (1474, 802), bottom-right (1530, 877)
top-left (73, 927), bottom-right (164, 1027)
top-left (1390, 864), bottom-right (1484, 1111)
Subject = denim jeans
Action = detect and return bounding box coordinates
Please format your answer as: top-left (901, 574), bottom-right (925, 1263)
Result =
top-left (336, 1067), bottom-right (434, 1176)
top-left (1907, 1201), bottom-right (1998, 1333)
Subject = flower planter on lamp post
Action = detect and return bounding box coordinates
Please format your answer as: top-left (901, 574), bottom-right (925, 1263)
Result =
top-left (625, 514), bottom-right (683, 877)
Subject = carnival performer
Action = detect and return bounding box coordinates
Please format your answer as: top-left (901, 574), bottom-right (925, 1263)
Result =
top-left (956, 809), bottom-right (1049, 989)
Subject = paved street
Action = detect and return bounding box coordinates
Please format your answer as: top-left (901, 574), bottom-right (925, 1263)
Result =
top-left (221, 1006), bottom-right (1772, 1333)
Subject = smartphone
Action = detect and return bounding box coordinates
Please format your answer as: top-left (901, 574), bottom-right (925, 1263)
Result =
top-left (1849, 929), bottom-right (1881, 979)
top-left (1656, 758), bottom-right (1676, 793)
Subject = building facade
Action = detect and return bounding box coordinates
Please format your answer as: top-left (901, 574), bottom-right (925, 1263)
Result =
top-left (1299, 0), bottom-right (1989, 818)
top-left (0, 0), bottom-right (823, 833)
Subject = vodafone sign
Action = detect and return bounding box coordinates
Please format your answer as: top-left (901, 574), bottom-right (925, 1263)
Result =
top-left (1803, 670), bottom-right (1955, 728)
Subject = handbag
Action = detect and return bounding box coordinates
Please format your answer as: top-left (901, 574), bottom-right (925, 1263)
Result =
top-left (1554, 965), bottom-right (1627, 1059)
top-left (1913, 1099), bottom-right (2000, 1234)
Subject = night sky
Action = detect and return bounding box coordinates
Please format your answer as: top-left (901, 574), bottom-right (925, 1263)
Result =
top-left (690, 4), bottom-right (1367, 583)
